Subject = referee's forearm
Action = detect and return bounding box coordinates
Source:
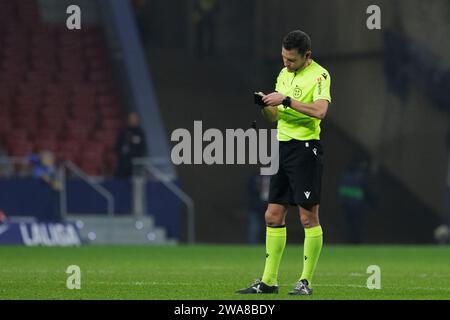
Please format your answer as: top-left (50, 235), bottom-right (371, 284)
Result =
top-left (289, 100), bottom-right (326, 119)
top-left (261, 106), bottom-right (278, 122)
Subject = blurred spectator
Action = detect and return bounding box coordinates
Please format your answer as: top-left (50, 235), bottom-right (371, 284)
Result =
top-left (115, 112), bottom-right (147, 177)
top-left (28, 150), bottom-right (61, 191)
top-left (193, 0), bottom-right (219, 58)
top-left (247, 173), bottom-right (270, 244)
top-left (338, 156), bottom-right (372, 244)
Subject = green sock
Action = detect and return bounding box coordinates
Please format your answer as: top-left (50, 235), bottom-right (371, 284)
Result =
top-left (300, 225), bottom-right (323, 286)
top-left (261, 226), bottom-right (286, 286)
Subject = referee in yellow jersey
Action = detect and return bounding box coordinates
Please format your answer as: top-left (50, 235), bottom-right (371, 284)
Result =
top-left (237, 30), bottom-right (332, 295)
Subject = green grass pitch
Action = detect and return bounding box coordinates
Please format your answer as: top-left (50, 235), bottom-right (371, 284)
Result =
top-left (1, 245), bottom-right (449, 300)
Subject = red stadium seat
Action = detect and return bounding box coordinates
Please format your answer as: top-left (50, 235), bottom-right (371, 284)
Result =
top-left (88, 71), bottom-right (108, 82)
top-left (97, 95), bottom-right (115, 107)
top-left (95, 83), bottom-right (115, 95)
top-left (37, 128), bottom-right (60, 141)
top-left (6, 130), bottom-right (29, 143)
top-left (43, 97), bottom-right (70, 109)
top-left (66, 116), bottom-right (97, 130)
top-left (57, 73), bottom-right (85, 83)
top-left (0, 73), bottom-right (25, 83)
top-left (79, 162), bottom-right (102, 176)
top-left (16, 83), bottom-right (43, 96)
top-left (13, 117), bottom-right (39, 132)
top-left (57, 139), bottom-right (83, 163)
top-left (83, 141), bottom-right (106, 154)
top-left (101, 118), bottom-right (122, 130)
top-left (0, 95), bottom-right (11, 107)
top-left (98, 107), bottom-right (121, 118)
top-left (35, 139), bottom-right (57, 153)
top-left (8, 141), bottom-right (34, 157)
top-left (0, 119), bottom-right (12, 139)
top-left (26, 71), bottom-right (53, 83)
top-left (65, 128), bottom-right (91, 142)
top-left (82, 151), bottom-right (104, 165)
top-left (72, 84), bottom-right (96, 96)
top-left (93, 129), bottom-right (119, 146)
top-left (45, 84), bottom-right (70, 95)
top-left (39, 117), bottom-right (67, 132)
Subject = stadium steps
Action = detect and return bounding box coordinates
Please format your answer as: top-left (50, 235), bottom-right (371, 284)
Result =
top-left (66, 215), bottom-right (177, 245)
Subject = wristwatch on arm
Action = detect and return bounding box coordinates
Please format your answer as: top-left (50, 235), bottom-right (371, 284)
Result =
top-left (282, 96), bottom-right (291, 108)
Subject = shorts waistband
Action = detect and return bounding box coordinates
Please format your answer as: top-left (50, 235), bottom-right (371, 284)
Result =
top-left (279, 139), bottom-right (320, 147)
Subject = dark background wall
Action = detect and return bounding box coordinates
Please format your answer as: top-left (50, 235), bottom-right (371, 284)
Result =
top-left (134, 0), bottom-right (449, 244)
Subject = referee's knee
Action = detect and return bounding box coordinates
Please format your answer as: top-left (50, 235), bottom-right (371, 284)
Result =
top-left (265, 209), bottom-right (285, 227)
top-left (300, 214), bottom-right (312, 227)
top-left (299, 210), bottom-right (320, 228)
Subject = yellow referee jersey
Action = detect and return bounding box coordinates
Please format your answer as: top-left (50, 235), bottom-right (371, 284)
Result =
top-left (275, 60), bottom-right (332, 141)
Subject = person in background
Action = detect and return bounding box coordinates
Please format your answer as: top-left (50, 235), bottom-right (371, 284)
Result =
top-left (338, 156), bottom-right (371, 244)
top-left (28, 150), bottom-right (61, 191)
top-left (115, 112), bottom-right (148, 177)
top-left (193, 0), bottom-right (219, 58)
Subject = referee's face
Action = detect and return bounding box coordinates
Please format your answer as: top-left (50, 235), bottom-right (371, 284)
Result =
top-left (282, 47), bottom-right (310, 73)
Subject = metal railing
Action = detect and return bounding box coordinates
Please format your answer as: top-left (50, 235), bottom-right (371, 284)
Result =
top-left (60, 161), bottom-right (115, 218)
top-left (133, 158), bottom-right (195, 244)
top-left (0, 156), bottom-right (191, 242)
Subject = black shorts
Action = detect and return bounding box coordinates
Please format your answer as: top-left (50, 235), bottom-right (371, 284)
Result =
top-left (268, 139), bottom-right (324, 206)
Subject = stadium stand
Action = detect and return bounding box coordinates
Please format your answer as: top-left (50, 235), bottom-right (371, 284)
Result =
top-left (0, 0), bottom-right (122, 176)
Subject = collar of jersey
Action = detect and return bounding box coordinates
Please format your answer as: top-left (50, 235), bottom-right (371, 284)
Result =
top-left (292, 59), bottom-right (315, 76)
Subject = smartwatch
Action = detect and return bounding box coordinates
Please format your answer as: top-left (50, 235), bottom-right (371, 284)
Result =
top-left (282, 96), bottom-right (291, 108)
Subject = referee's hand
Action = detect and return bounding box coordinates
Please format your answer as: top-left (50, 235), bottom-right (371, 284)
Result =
top-left (262, 92), bottom-right (286, 106)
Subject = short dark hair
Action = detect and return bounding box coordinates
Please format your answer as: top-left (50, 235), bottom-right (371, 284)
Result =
top-left (282, 30), bottom-right (311, 55)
